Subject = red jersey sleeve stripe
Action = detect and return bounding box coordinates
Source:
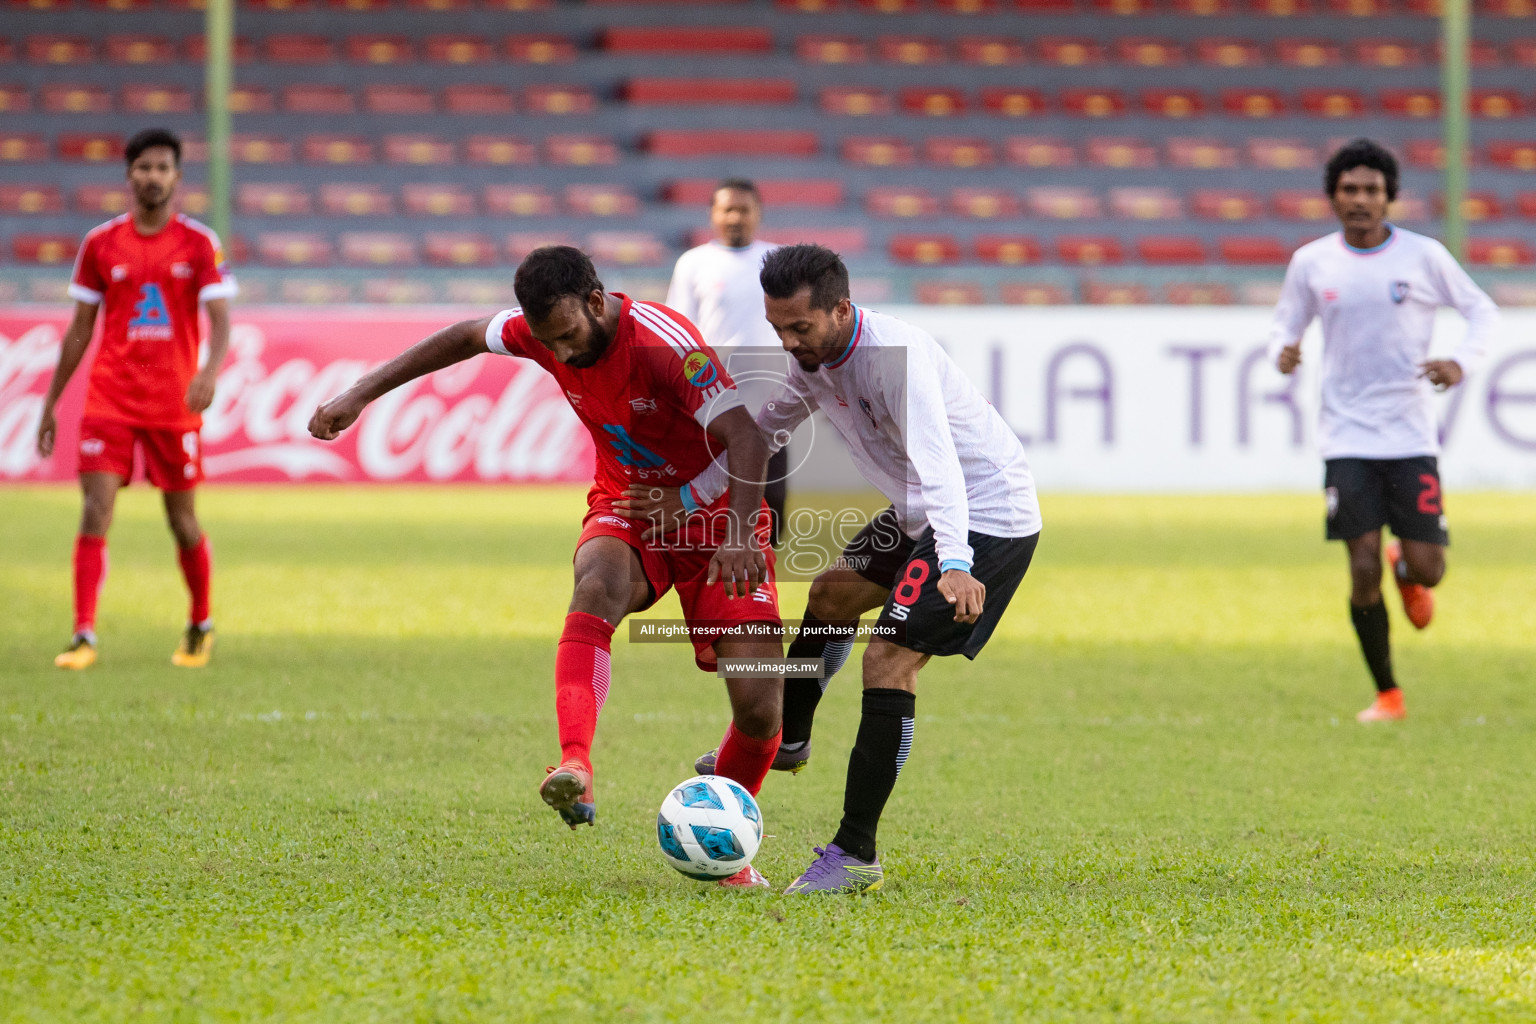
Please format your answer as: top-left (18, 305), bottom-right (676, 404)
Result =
top-left (631, 303), bottom-right (700, 360)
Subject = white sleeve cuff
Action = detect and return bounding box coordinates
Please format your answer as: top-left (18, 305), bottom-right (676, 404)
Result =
top-left (484, 309), bottom-right (516, 355)
top-left (67, 283), bottom-right (102, 305)
top-left (199, 278), bottom-right (239, 302)
top-left (694, 383), bottom-right (744, 429)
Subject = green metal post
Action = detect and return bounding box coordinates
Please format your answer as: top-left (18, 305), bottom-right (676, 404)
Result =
top-left (204, 0), bottom-right (233, 242)
top-left (1440, 0), bottom-right (1470, 260)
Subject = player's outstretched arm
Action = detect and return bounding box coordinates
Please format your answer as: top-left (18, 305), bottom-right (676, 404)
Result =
top-left (36, 301), bottom-right (100, 458)
top-left (705, 405), bottom-right (771, 598)
top-left (309, 316), bottom-right (494, 440)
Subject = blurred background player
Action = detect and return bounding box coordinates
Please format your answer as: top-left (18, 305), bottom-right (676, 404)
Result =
top-left (35, 127), bottom-right (237, 671)
top-left (1268, 138), bottom-right (1498, 724)
top-left (665, 179), bottom-right (789, 546)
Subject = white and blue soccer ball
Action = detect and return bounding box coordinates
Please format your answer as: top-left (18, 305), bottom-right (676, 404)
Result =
top-left (656, 774), bottom-right (763, 880)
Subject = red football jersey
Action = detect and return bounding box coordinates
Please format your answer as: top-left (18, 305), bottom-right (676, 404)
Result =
top-left (486, 294), bottom-right (743, 498)
top-left (68, 213), bottom-right (237, 430)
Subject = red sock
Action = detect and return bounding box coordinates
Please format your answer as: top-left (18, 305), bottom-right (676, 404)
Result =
top-left (714, 723), bottom-right (782, 796)
top-left (73, 534), bottom-right (107, 634)
top-left (178, 535), bottom-right (212, 625)
top-left (554, 612), bottom-right (615, 773)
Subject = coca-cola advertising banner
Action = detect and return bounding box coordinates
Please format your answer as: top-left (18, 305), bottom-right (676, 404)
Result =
top-left (0, 308), bottom-right (595, 483)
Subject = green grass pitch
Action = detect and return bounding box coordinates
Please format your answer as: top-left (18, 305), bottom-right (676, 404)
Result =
top-left (3, 485), bottom-right (1536, 1022)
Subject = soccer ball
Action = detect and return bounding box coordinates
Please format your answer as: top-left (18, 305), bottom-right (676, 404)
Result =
top-left (656, 774), bottom-right (763, 880)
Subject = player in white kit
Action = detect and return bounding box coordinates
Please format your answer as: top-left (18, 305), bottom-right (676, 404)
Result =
top-left (626, 245), bottom-right (1042, 893)
top-left (1267, 139), bottom-right (1498, 723)
top-left (665, 180), bottom-right (787, 544)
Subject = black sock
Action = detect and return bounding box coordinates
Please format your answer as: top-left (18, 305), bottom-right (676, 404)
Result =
top-left (782, 611), bottom-right (857, 747)
top-left (1350, 599), bottom-right (1397, 694)
top-left (831, 688), bottom-right (915, 862)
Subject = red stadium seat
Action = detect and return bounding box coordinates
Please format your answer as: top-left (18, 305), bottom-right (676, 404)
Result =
top-left (284, 85), bottom-right (354, 114)
top-left (1061, 90), bottom-right (1127, 118)
top-left (586, 231), bottom-right (668, 266)
top-left (281, 280), bottom-right (354, 305)
top-left (1015, 0), bottom-right (1078, 10)
top-left (821, 87), bottom-right (893, 115)
top-left (889, 235), bottom-right (962, 265)
top-left (1037, 37), bottom-right (1104, 65)
top-left (1167, 137), bottom-right (1239, 168)
top-left (778, 0), bottom-right (844, 13)
top-left (665, 179), bottom-right (844, 207)
top-left (1005, 136), bottom-right (1076, 167)
top-left (425, 36), bottom-right (493, 64)
top-left (1512, 39), bottom-right (1536, 67)
top-left (466, 135), bottom-right (537, 165)
top-left (1082, 282), bottom-right (1150, 304)
top-left (974, 235), bottom-right (1042, 263)
top-left (265, 36), bottom-right (335, 64)
top-left (925, 137), bottom-right (997, 167)
top-left (403, 183), bottom-right (476, 216)
top-left (525, 85), bottom-right (596, 115)
top-left (861, 0), bottom-right (922, 11)
top-left (1405, 139), bottom-right (1444, 168)
top-left (645, 131), bottom-right (816, 158)
top-left (1390, 195), bottom-right (1431, 221)
top-left (0, 134), bottom-right (48, 163)
top-left (257, 232), bottom-right (335, 267)
top-left (384, 135), bottom-right (456, 165)
top-left (42, 84), bottom-right (113, 114)
top-left (1165, 283), bottom-right (1235, 305)
top-left (506, 35), bottom-right (577, 63)
top-left (1095, 0), bottom-right (1155, 12)
top-left (1057, 236), bottom-right (1124, 264)
top-left (956, 37), bottom-right (1024, 65)
top-left (1276, 38), bottom-right (1341, 67)
top-left (1327, 0), bottom-right (1390, 13)
top-left (122, 84), bottom-right (194, 114)
top-left (546, 135), bottom-right (621, 165)
top-left (951, 188), bottom-right (1021, 218)
top-left (366, 85), bottom-right (435, 115)
top-left (1380, 90), bottom-right (1441, 118)
top-left (1141, 90), bottom-right (1207, 118)
top-left (74, 184), bottom-right (131, 215)
top-left (1029, 187), bottom-right (1103, 219)
top-left (1472, 91), bottom-right (1525, 118)
top-left (183, 36), bottom-right (257, 63)
top-left (26, 35), bottom-right (94, 64)
top-left (1355, 38), bottom-right (1423, 67)
top-left (842, 136), bottom-right (916, 166)
top-left (797, 36), bottom-right (869, 64)
top-left (303, 135), bottom-right (375, 165)
top-left (866, 187), bottom-right (941, 218)
top-left (237, 183), bottom-right (312, 216)
top-left (0, 183), bottom-right (63, 214)
top-left (14, 234), bottom-right (80, 265)
top-left (564, 184), bottom-right (639, 217)
top-left (1488, 141), bottom-right (1536, 171)
top-left (444, 86), bottom-right (515, 115)
top-left (1435, 191), bottom-right (1504, 220)
top-left (1136, 236), bottom-right (1206, 264)
top-left (1486, 0), bottom-right (1536, 12)
top-left (346, 35), bottom-right (415, 64)
top-left (1249, 0), bottom-right (1311, 12)
top-left (341, 232), bottom-right (417, 267)
top-left (1110, 187), bottom-right (1183, 219)
top-left (1249, 137), bottom-right (1317, 169)
top-left (320, 183), bottom-right (395, 216)
top-left (424, 233), bottom-right (498, 268)
top-left (938, 0), bottom-right (1001, 11)
top-left (600, 28), bottom-right (773, 54)
top-left (1196, 37), bottom-right (1263, 67)
top-left (57, 133), bottom-right (123, 162)
top-left (1086, 136), bottom-right (1156, 168)
top-left (105, 34), bottom-right (174, 64)
top-left (1272, 190), bottom-right (1332, 221)
top-left (1222, 90), bottom-right (1286, 118)
top-left (754, 227), bottom-right (869, 254)
top-left (246, 0), bottom-right (314, 9)
top-left (1173, 0), bottom-right (1234, 12)
top-left (1193, 189), bottom-right (1264, 220)
top-left (0, 86), bottom-right (30, 113)
top-left (231, 135), bottom-right (293, 163)
top-left (1510, 190), bottom-right (1536, 217)
top-left (229, 86), bottom-right (276, 114)
top-left (1000, 282), bottom-right (1070, 305)
top-left (486, 0), bottom-right (551, 10)
top-left (484, 185), bottom-right (556, 216)
top-left (626, 79), bottom-right (797, 105)
top-left (1117, 37), bottom-right (1185, 66)
top-left (980, 88), bottom-right (1048, 117)
top-left (901, 88), bottom-right (966, 116)
top-left (878, 36), bottom-right (947, 64)
top-left (1468, 238), bottom-right (1536, 266)
top-left (915, 282), bottom-right (987, 306)
top-left (1301, 90), bottom-right (1367, 118)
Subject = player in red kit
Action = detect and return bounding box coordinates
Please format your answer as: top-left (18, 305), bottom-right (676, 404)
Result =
top-left (309, 247), bottom-right (785, 888)
top-left (36, 128), bottom-right (237, 670)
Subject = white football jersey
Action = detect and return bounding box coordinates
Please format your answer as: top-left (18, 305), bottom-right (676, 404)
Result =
top-left (1266, 226), bottom-right (1499, 460)
top-left (665, 239), bottom-right (781, 363)
top-left (691, 305), bottom-right (1041, 570)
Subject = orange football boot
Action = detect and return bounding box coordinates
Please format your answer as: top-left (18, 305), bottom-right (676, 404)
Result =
top-left (1385, 540), bottom-right (1434, 629)
top-left (1357, 687), bottom-right (1406, 723)
top-left (540, 761), bottom-right (596, 829)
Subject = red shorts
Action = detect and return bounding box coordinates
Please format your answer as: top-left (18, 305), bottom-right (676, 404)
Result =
top-left (77, 417), bottom-right (203, 491)
top-left (579, 492), bottom-right (781, 671)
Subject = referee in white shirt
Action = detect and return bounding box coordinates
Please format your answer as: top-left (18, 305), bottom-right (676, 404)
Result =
top-left (1268, 138), bottom-right (1499, 724)
top-left (666, 179), bottom-right (788, 545)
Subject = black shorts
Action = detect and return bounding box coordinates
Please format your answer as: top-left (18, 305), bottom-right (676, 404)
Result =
top-left (1324, 456), bottom-right (1449, 545)
top-left (842, 505), bottom-right (917, 586)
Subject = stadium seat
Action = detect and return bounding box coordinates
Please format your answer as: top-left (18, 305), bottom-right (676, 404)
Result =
top-left (1355, 38), bottom-right (1423, 66)
top-left (122, 84), bottom-right (194, 114)
top-left (425, 36), bottom-right (494, 64)
top-left (1193, 189), bottom-right (1264, 220)
top-left (1249, 137), bottom-right (1317, 169)
top-left (1029, 187), bottom-right (1103, 219)
top-left (1141, 90), bottom-right (1207, 118)
top-left (507, 35), bottom-right (577, 63)
top-left (1015, 0), bottom-right (1078, 10)
top-left (1167, 137), bottom-right (1239, 168)
top-left (547, 136), bottom-right (621, 165)
top-left (878, 36), bottom-right (947, 64)
top-left (1272, 190), bottom-right (1331, 220)
top-left (600, 28), bottom-right (773, 54)
top-left (1110, 187), bottom-right (1183, 219)
top-left (1222, 90), bottom-right (1286, 117)
top-left (423, 233), bottom-right (498, 267)
top-left (320, 183), bottom-right (395, 216)
top-left (13, 234), bottom-right (80, 265)
top-left (915, 282), bottom-right (987, 305)
top-left (229, 86), bottom-right (276, 114)
top-left (265, 35), bottom-right (335, 64)
top-left (1435, 192), bottom-right (1504, 220)
top-left (284, 85), bottom-right (355, 114)
top-left (1380, 90), bottom-right (1441, 118)
top-left (366, 85), bottom-right (435, 115)
top-left (901, 88), bottom-right (967, 116)
top-left (466, 135), bottom-right (537, 165)
top-left (183, 36), bottom-right (256, 63)
top-left (626, 79), bottom-right (797, 106)
top-left (1472, 91), bottom-right (1525, 118)
top-left (565, 184), bottom-right (640, 217)
top-left (1327, 0), bottom-right (1388, 13)
top-left (1057, 236), bottom-right (1124, 264)
top-left (346, 35), bottom-right (415, 64)
top-left (1165, 282), bottom-right (1236, 304)
top-left (42, 84), bottom-right (113, 114)
top-left (950, 188), bottom-right (1022, 218)
top-left (74, 184), bottom-right (132, 215)
top-left (1405, 139), bottom-right (1444, 168)
top-left (0, 86), bottom-right (29, 113)
top-left (1173, 0), bottom-right (1234, 13)
top-left (1250, 0), bottom-right (1313, 16)
top-left (281, 280), bottom-right (353, 305)
top-left (232, 135), bottom-right (294, 163)
top-left (104, 34), bottom-right (174, 64)
top-left (385, 135), bottom-right (455, 165)
top-left (1512, 39), bottom-right (1536, 67)
top-left (341, 232), bottom-right (418, 266)
top-left (0, 183), bottom-right (63, 214)
top-left (525, 85), bottom-right (596, 115)
top-left (1082, 282), bottom-right (1151, 304)
top-left (938, 0), bottom-right (1002, 12)
top-left (237, 183), bottom-right (312, 216)
top-left (25, 35), bottom-right (94, 64)
top-left (866, 187), bottom-right (941, 218)
top-left (862, 0), bottom-right (922, 12)
top-left (999, 282), bottom-right (1071, 305)
top-left (1136, 236), bottom-right (1206, 264)
top-left (0, 134), bottom-right (48, 163)
top-left (1037, 37), bottom-right (1104, 65)
top-left (1061, 89), bottom-right (1127, 118)
top-left (1468, 238), bottom-right (1536, 266)
top-left (980, 88), bottom-right (1049, 117)
top-left (1117, 38), bottom-right (1185, 66)
top-left (956, 37), bottom-right (1025, 65)
top-left (178, 186), bottom-right (211, 218)
top-left (403, 183), bottom-right (476, 216)
top-left (1301, 89), bottom-right (1367, 118)
top-left (1219, 235), bottom-right (1292, 263)
top-left (484, 184), bottom-right (556, 216)
top-left (1086, 136), bottom-right (1156, 168)
top-left (1389, 195), bottom-right (1431, 221)
top-left (1276, 38), bottom-right (1341, 67)
top-left (821, 87), bottom-right (893, 115)
top-left (1005, 136), bottom-right (1076, 167)
top-left (756, 226), bottom-right (867, 254)
top-left (57, 133), bottom-right (124, 162)
top-left (304, 135), bottom-right (375, 164)
top-left (889, 234), bottom-right (962, 265)
top-left (1517, 191), bottom-right (1536, 219)
top-left (670, 179), bottom-right (845, 206)
top-left (444, 86), bottom-right (515, 115)
top-left (256, 232), bottom-right (335, 267)
top-left (974, 235), bottom-right (1042, 263)
top-left (1195, 37), bottom-right (1263, 67)
top-left (1095, 0), bottom-right (1155, 12)
top-left (646, 131), bottom-right (817, 158)
top-left (1488, 140), bottom-right (1536, 171)
top-left (797, 36), bottom-right (869, 64)
top-left (926, 137), bottom-right (997, 167)
top-left (586, 231), bottom-right (668, 266)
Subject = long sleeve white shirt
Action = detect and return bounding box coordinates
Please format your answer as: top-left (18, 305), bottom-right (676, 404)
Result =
top-left (1266, 226), bottom-right (1499, 460)
top-left (665, 240), bottom-right (781, 365)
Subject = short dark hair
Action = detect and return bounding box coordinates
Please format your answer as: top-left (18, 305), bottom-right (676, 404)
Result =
top-left (759, 244), bottom-right (849, 312)
top-left (714, 178), bottom-right (760, 203)
top-left (125, 128), bottom-right (182, 167)
top-left (1325, 138), bottom-right (1399, 201)
top-left (514, 245), bottom-right (604, 321)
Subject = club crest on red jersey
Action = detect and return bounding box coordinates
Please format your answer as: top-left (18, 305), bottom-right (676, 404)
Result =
top-left (682, 351), bottom-right (718, 388)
